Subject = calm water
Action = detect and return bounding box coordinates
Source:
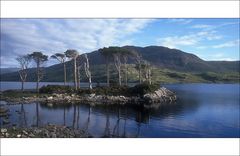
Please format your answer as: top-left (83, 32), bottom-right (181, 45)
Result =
top-left (0, 82), bottom-right (239, 138)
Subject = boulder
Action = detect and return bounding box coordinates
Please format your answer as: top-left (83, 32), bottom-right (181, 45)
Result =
top-left (47, 96), bottom-right (53, 100)
top-left (1, 128), bottom-right (7, 133)
top-left (143, 87), bottom-right (176, 104)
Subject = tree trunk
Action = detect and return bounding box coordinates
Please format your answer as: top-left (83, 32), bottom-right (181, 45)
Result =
top-left (124, 63), bottom-right (128, 86)
top-left (36, 62), bottom-right (40, 93)
top-left (88, 76), bottom-right (92, 89)
top-left (63, 62), bottom-right (66, 86)
top-left (77, 66), bottom-right (80, 89)
top-left (148, 68), bottom-right (151, 84)
top-left (118, 68), bottom-right (121, 86)
top-left (139, 68), bottom-right (141, 84)
top-left (74, 58), bottom-right (77, 90)
top-left (106, 61), bottom-right (110, 87)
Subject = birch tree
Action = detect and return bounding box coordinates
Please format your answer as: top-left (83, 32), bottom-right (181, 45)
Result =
top-left (113, 51), bottom-right (122, 86)
top-left (142, 61), bottom-right (152, 84)
top-left (16, 55), bottom-right (31, 91)
top-left (65, 49), bottom-right (79, 90)
top-left (84, 54), bottom-right (92, 89)
top-left (135, 54), bottom-right (143, 84)
top-left (29, 52), bottom-right (48, 93)
top-left (51, 53), bottom-right (67, 85)
top-left (99, 47), bottom-right (113, 87)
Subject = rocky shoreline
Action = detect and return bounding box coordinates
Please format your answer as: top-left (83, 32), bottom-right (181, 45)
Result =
top-left (0, 124), bottom-right (91, 138)
top-left (1, 87), bottom-right (176, 107)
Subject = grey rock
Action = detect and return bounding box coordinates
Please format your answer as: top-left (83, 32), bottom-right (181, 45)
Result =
top-left (1, 128), bottom-right (7, 133)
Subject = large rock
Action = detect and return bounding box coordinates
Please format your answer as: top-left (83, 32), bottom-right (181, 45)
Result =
top-left (143, 87), bottom-right (176, 105)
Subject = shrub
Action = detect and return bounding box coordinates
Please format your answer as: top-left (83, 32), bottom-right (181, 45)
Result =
top-left (77, 86), bottom-right (130, 96)
top-left (130, 82), bottom-right (159, 97)
top-left (77, 88), bottom-right (94, 95)
top-left (109, 80), bottom-right (119, 87)
top-left (2, 90), bottom-right (36, 98)
top-left (39, 85), bottom-right (74, 94)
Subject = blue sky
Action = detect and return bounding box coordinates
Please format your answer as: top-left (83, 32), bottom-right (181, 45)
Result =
top-left (1, 18), bottom-right (239, 68)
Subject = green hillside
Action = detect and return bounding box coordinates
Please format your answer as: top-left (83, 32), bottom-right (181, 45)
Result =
top-left (0, 46), bottom-right (239, 83)
top-left (1, 64), bottom-right (239, 83)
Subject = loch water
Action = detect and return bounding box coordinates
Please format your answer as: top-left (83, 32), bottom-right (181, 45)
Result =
top-left (0, 82), bottom-right (239, 137)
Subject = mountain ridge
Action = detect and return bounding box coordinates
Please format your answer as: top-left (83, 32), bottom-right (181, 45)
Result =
top-left (1, 45), bottom-right (239, 83)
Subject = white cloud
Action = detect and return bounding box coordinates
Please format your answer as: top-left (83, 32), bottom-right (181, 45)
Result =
top-left (191, 24), bottom-right (213, 29)
top-left (191, 21), bottom-right (239, 30)
top-left (196, 46), bottom-right (207, 50)
top-left (167, 19), bottom-right (193, 25)
top-left (156, 30), bottom-right (222, 49)
top-left (1, 19), bottom-right (154, 67)
top-left (202, 53), bottom-right (236, 61)
top-left (213, 40), bottom-right (240, 48)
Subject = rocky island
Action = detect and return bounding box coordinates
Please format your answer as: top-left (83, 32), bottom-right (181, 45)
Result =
top-left (1, 83), bottom-right (176, 108)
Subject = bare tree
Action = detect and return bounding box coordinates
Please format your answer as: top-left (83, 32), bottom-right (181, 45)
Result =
top-left (113, 52), bottom-right (122, 86)
top-left (65, 49), bottom-right (79, 90)
top-left (51, 53), bottom-right (67, 85)
top-left (84, 54), bottom-right (92, 89)
top-left (122, 55), bottom-right (128, 86)
top-left (99, 47), bottom-right (113, 87)
top-left (135, 54), bottom-right (143, 84)
top-left (100, 47), bottom-right (135, 86)
top-left (142, 61), bottom-right (152, 84)
top-left (29, 52), bottom-right (48, 93)
top-left (77, 65), bottom-right (81, 89)
top-left (16, 55), bottom-right (31, 91)
top-left (122, 49), bottom-right (139, 86)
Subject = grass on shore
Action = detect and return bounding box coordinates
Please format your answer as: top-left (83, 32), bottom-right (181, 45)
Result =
top-left (1, 83), bottom-right (160, 99)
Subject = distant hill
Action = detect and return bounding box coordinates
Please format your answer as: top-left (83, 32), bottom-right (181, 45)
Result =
top-left (0, 68), bottom-right (19, 74)
top-left (79, 45), bottom-right (239, 72)
top-left (0, 46), bottom-right (239, 83)
top-left (123, 46), bottom-right (239, 72)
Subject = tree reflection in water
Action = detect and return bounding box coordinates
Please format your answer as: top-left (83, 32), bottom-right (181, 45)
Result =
top-left (63, 107), bottom-right (66, 126)
top-left (19, 103), bottom-right (27, 127)
top-left (113, 106), bottom-right (121, 137)
top-left (121, 108), bottom-right (128, 138)
top-left (72, 105), bottom-right (77, 129)
top-left (84, 105), bottom-right (91, 132)
top-left (103, 107), bottom-right (111, 137)
top-left (76, 105), bottom-right (80, 129)
top-left (35, 103), bottom-right (40, 127)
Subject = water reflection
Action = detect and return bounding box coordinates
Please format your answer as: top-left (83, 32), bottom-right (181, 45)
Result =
top-left (35, 103), bottom-right (40, 127)
top-left (63, 107), bottom-right (66, 126)
top-left (84, 106), bottom-right (91, 132)
top-left (1, 84), bottom-right (239, 138)
top-left (19, 104), bottom-right (27, 127)
top-left (0, 101), bottom-right (203, 137)
top-left (103, 107), bottom-right (111, 137)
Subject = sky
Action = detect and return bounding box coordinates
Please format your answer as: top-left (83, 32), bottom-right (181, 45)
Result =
top-left (0, 18), bottom-right (239, 68)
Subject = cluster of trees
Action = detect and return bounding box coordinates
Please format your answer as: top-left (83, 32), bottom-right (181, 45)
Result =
top-left (16, 52), bottom-right (48, 93)
top-left (16, 50), bottom-right (91, 92)
top-left (99, 46), bottom-right (152, 86)
top-left (16, 47), bottom-right (152, 92)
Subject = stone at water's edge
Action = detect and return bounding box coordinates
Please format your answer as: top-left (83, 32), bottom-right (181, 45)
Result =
top-left (1, 87), bottom-right (177, 108)
top-left (143, 87), bottom-right (177, 105)
top-left (0, 125), bottom-right (91, 138)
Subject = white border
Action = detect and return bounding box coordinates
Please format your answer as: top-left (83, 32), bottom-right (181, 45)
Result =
top-left (0, 1), bottom-right (240, 156)
top-left (0, 1), bottom-right (239, 18)
top-left (1, 138), bottom-right (239, 155)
